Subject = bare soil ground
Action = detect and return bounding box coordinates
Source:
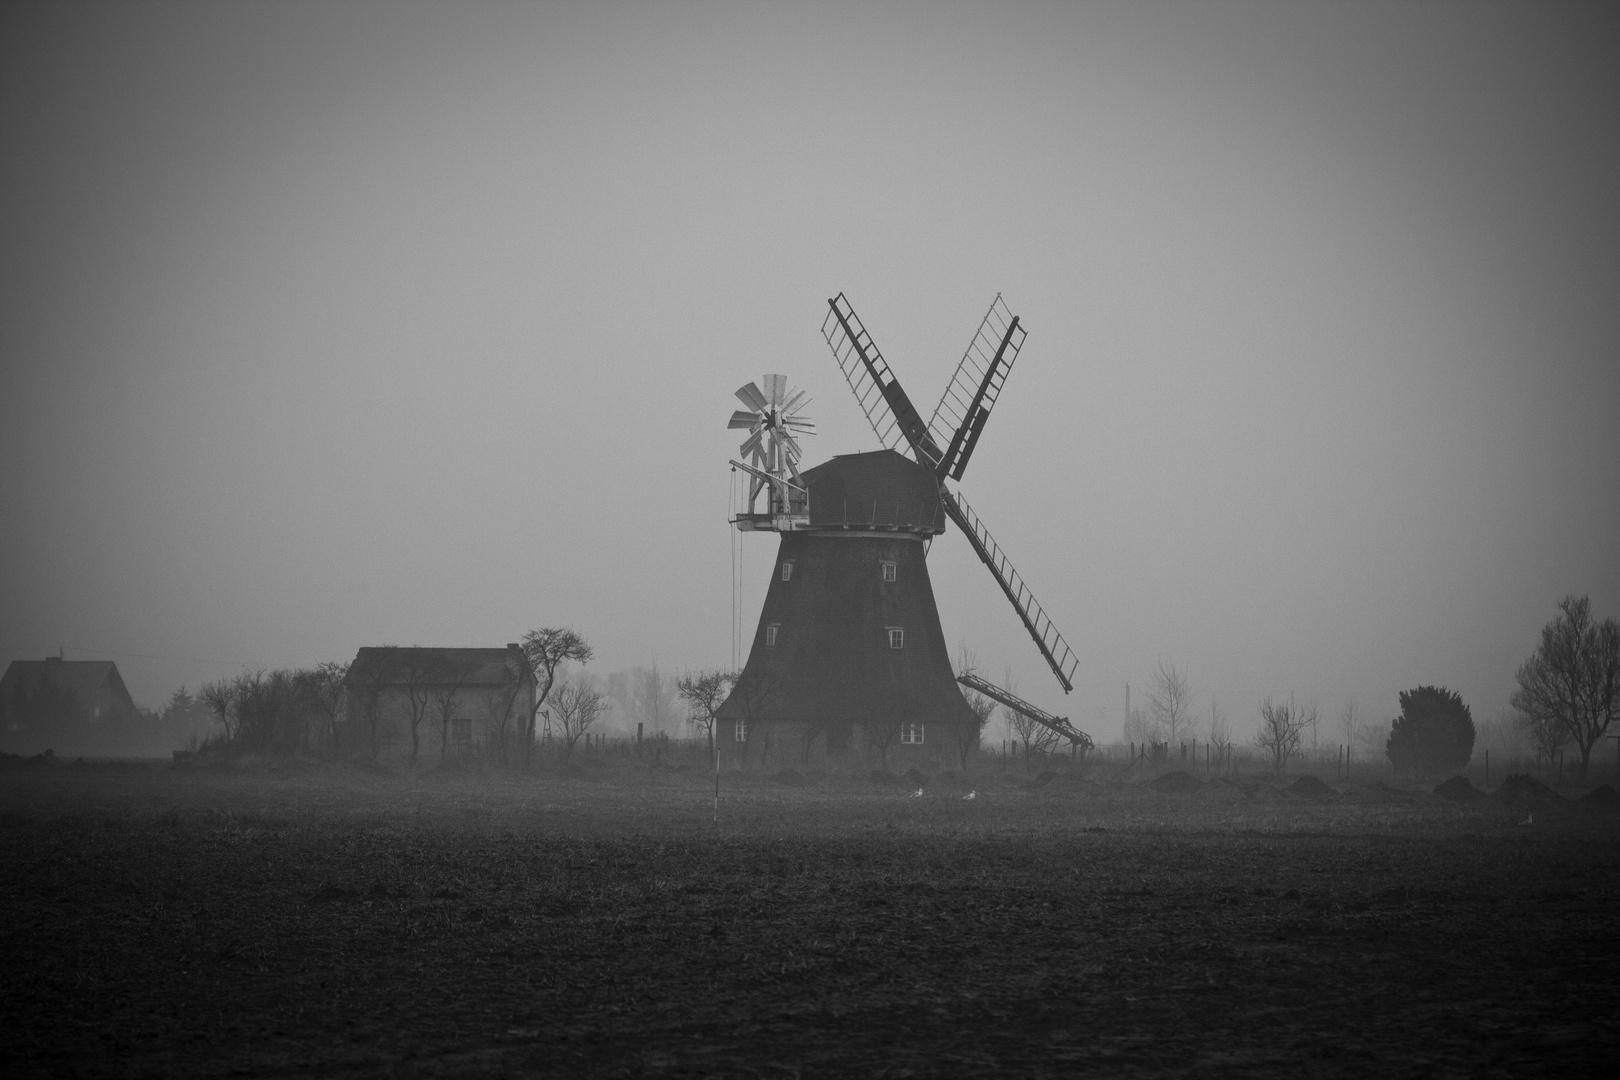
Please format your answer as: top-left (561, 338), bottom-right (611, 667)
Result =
top-left (2, 763), bottom-right (1617, 1078)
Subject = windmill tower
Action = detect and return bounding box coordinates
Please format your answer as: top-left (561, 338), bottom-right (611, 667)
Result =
top-left (716, 294), bottom-right (1092, 767)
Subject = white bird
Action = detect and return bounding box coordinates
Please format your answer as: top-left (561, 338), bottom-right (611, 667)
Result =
top-left (910, 788), bottom-right (924, 798)
top-left (963, 790), bottom-right (977, 801)
top-left (1519, 812), bottom-right (1534, 826)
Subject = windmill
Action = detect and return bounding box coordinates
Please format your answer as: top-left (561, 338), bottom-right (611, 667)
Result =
top-left (715, 294), bottom-right (1092, 765)
top-left (728, 373), bottom-right (815, 531)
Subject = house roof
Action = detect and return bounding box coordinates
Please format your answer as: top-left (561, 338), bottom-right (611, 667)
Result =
top-left (342, 646), bottom-right (533, 688)
top-left (0, 659), bottom-right (136, 710)
top-left (803, 449), bottom-right (945, 533)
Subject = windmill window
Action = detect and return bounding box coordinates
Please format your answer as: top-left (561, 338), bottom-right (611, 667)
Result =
top-left (451, 718), bottom-right (473, 744)
top-left (901, 722), bottom-right (924, 745)
top-left (888, 628), bottom-right (904, 650)
top-left (782, 561), bottom-right (794, 582)
top-left (735, 720), bottom-right (749, 742)
top-left (766, 625), bottom-right (779, 647)
top-left (881, 562), bottom-right (896, 582)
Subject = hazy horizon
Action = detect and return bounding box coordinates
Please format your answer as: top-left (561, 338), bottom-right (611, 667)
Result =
top-left (4, 1), bottom-right (1617, 744)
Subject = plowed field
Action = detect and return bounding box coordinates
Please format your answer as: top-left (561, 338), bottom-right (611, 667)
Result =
top-left (3, 764), bottom-right (1616, 1077)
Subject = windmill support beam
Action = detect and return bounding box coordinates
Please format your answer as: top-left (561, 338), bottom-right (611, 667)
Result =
top-left (958, 671), bottom-right (1093, 751)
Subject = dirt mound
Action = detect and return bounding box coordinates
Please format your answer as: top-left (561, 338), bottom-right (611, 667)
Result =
top-left (868, 770), bottom-right (902, 787)
top-left (1580, 784), bottom-right (1619, 807)
top-left (1287, 775), bottom-right (1337, 803)
top-left (346, 757), bottom-right (394, 777)
top-left (1338, 782), bottom-right (1416, 804)
top-left (562, 763), bottom-right (599, 783)
top-left (0, 751), bottom-right (58, 771)
top-left (1433, 775), bottom-right (1485, 803)
top-left (1489, 774), bottom-right (1564, 808)
top-left (770, 770), bottom-right (807, 787)
top-left (1028, 771), bottom-right (1058, 789)
top-left (1149, 770), bottom-right (1201, 794)
top-left (1241, 782), bottom-right (1290, 801)
top-left (903, 767), bottom-right (931, 788)
top-left (1197, 778), bottom-right (1248, 802)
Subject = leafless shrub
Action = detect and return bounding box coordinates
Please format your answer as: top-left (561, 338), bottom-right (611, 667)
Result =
top-left (955, 647), bottom-right (997, 770)
top-left (1003, 668), bottom-right (1058, 772)
top-left (1208, 697), bottom-right (1232, 755)
top-left (1255, 696), bottom-right (1315, 774)
top-left (551, 679), bottom-right (606, 762)
top-left (676, 669), bottom-right (733, 755)
top-left (1146, 658), bottom-right (1195, 747)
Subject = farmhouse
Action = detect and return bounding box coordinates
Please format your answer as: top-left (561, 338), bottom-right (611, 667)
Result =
top-left (341, 645), bottom-right (534, 762)
top-left (1, 656), bottom-right (138, 737)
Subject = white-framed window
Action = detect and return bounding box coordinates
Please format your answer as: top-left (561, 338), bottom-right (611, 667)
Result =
top-left (887, 627), bottom-right (904, 649)
top-left (782, 561), bottom-right (794, 582)
top-left (735, 719), bottom-right (749, 742)
top-left (881, 561), bottom-right (896, 582)
top-left (766, 624), bottom-right (779, 647)
top-left (901, 722), bottom-right (924, 745)
top-left (451, 718), bottom-right (473, 744)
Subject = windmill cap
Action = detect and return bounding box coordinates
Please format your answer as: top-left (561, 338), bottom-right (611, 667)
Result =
top-left (800, 450), bottom-right (943, 534)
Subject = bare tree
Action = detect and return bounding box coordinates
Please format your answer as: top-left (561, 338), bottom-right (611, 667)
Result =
top-left (1208, 696), bottom-right (1232, 755)
top-left (429, 658), bottom-right (479, 766)
top-left (1338, 699), bottom-right (1365, 754)
top-left (1511, 595), bottom-right (1620, 780)
top-left (633, 664), bottom-right (678, 738)
top-left (727, 669), bottom-right (780, 762)
top-left (399, 649), bottom-right (438, 769)
top-left (199, 677), bottom-right (239, 744)
top-left (482, 654), bottom-right (528, 767)
top-left (1254, 696), bottom-right (1314, 774)
top-left (867, 713), bottom-right (905, 773)
top-left (353, 645), bottom-right (396, 759)
top-left (551, 678), bottom-right (605, 762)
top-left (1002, 668), bottom-right (1058, 772)
top-left (1514, 706), bottom-right (1567, 769)
top-left (676, 669), bottom-right (734, 756)
top-left (1146, 658), bottom-right (1195, 748)
top-left (297, 662), bottom-right (348, 754)
top-left (520, 628), bottom-right (593, 768)
top-left (953, 646), bottom-right (996, 769)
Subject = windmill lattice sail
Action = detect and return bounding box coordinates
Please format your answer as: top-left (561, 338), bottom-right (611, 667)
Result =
top-left (927, 294), bottom-right (1024, 482)
top-left (822, 294), bottom-right (942, 468)
top-left (941, 488), bottom-right (1079, 693)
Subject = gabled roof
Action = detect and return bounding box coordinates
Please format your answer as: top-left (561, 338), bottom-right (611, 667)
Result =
top-left (0, 659), bottom-right (136, 710)
top-left (342, 646), bottom-right (533, 688)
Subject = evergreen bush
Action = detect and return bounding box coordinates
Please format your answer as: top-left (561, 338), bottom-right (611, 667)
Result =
top-left (1386, 685), bottom-right (1474, 774)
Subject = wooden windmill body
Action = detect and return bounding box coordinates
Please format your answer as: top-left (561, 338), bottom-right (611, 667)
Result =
top-left (716, 295), bottom-right (1092, 770)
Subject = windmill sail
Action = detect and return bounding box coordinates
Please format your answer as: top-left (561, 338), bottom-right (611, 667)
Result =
top-left (822, 294), bottom-right (943, 468)
top-left (941, 488), bottom-right (1079, 693)
top-left (957, 671), bottom-right (1092, 750)
top-left (928, 294), bottom-right (1025, 482)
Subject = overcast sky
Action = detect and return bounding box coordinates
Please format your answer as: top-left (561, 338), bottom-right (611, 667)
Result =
top-left (3, 1), bottom-right (1616, 742)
